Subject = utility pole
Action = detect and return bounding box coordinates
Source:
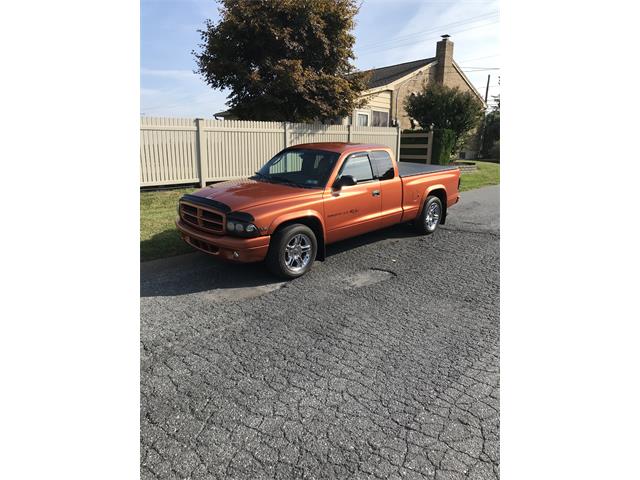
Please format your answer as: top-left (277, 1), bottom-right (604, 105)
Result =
top-left (484, 74), bottom-right (491, 103)
top-left (479, 74), bottom-right (491, 158)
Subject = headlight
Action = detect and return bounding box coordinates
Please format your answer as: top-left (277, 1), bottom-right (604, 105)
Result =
top-left (226, 218), bottom-right (260, 237)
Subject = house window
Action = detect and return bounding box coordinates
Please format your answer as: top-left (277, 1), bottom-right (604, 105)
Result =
top-left (356, 113), bottom-right (369, 126)
top-left (372, 111), bottom-right (389, 127)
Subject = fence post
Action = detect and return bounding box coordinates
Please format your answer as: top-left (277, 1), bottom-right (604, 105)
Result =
top-left (395, 125), bottom-right (401, 163)
top-left (195, 118), bottom-right (208, 187)
top-left (347, 124), bottom-right (352, 143)
top-left (426, 124), bottom-right (434, 164)
top-left (283, 122), bottom-right (290, 148)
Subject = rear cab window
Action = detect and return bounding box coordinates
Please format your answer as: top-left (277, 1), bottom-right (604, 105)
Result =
top-left (369, 150), bottom-right (395, 181)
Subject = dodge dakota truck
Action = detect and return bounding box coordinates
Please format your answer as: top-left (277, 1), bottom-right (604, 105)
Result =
top-left (176, 142), bottom-right (460, 278)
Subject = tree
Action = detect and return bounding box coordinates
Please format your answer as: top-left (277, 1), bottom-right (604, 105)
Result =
top-left (404, 83), bottom-right (485, 152)
top-left (194, 0), bottom-right (369, 122)
top-left (481, 94), bottom-right (500, 159)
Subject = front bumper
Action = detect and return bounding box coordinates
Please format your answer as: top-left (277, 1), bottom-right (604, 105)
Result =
top-left (176, 219), bottom-right (270, 263)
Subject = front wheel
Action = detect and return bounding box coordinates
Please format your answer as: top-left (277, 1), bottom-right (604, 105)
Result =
top-left (266, 224), bottom-right (317, 279)
top-left (415, 195), bottom-right (443, 235)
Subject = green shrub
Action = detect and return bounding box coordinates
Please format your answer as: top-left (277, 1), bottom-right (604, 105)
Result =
top-left (404, 84), bottom-right (484, 153)
top-left (431, 128), bottom-right (456, 165)
top-left (489, 139), bottom-right (500, 160)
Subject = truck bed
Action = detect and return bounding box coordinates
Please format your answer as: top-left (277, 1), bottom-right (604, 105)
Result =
top-left (398, 162), bottom-right (459, 178)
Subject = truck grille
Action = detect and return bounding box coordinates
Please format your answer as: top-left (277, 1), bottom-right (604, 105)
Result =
top-left (179, 201), bottom-right (225, 234)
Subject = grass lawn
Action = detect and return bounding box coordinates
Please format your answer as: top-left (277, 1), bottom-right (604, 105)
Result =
top-left (140, 187), bottom-right (196, 262)
top-left (140, 161), bottom-right (499, 261)
top-left (458, 160), bottom-right (500, 192)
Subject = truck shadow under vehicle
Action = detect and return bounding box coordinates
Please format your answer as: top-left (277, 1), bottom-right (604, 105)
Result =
top-left (324, 221), bottom-right (422, 257)
top-left (140, 222), bottom-right (422, 298)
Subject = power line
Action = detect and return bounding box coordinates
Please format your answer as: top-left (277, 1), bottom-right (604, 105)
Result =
top-left (458, 53), bottom-right (500, 62)
top-left (357, 18), bottom-right (499, 55)
top-left (356, 19), bottom-right (500, 57)
top-left (357, 11), bottom-right (499, 52)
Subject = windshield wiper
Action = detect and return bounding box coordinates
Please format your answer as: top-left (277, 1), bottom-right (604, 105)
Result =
top-left (269, 176), bottom-right (298, 186)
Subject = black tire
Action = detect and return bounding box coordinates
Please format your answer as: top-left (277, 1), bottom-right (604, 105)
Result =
top-left (266, 224), bottom-right (317, 279)
top-left (414, 195), bottom-right (443, 235)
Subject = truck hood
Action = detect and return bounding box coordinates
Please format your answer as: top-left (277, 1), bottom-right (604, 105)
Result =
top-left (190, 178), bottom-right (319, 213)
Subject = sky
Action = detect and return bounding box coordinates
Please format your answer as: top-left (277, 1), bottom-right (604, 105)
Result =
top-left (141, 0), bottom-right (500, 117)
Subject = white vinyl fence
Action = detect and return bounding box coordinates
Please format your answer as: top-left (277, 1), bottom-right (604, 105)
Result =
top-left (140, 117), bottom-right (401, 187)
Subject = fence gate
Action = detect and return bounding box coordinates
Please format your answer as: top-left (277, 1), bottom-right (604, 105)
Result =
top-left (399, 128), bottom-right (434, 164)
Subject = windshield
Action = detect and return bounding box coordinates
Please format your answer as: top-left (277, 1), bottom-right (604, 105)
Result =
top-left (254, 148), bottom-right (340, 188)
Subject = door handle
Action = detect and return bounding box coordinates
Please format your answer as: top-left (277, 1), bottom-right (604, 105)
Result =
top-left (372, 190), bottom-right (381, 197)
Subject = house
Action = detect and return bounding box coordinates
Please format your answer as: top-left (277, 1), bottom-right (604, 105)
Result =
top-left (346, 35), bottom-right (487, 158)
top-left (214, 35), bottom-right (486, 158)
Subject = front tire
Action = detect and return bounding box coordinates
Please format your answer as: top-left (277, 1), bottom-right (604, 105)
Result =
top-left (266, 224), bottom-right (317, 279)
top-left (415, 195), bottom-right (443, 235)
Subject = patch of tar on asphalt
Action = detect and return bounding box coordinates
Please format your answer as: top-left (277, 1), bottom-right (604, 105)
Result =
top-left (202, 282), bottom-right (287, 302)
top-left (344, 268), bottom-right (396, 289)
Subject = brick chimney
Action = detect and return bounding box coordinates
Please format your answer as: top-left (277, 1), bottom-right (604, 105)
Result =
top-left (434, 34), bottom-right (454, 85)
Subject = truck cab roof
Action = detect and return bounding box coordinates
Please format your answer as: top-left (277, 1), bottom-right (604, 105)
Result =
top-left (288, 142), bottom-right (391, 154)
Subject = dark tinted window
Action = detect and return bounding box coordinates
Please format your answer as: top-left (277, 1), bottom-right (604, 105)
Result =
top-left (370, 150), bottom-right (394, 180)
top-left (340, 154), bottom-right (374, 182)
top-left (372, 111), bottom-right (389, 127)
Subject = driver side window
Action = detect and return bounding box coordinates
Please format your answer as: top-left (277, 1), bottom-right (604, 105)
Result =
top-left (340, 153), bottom-right (374, 183)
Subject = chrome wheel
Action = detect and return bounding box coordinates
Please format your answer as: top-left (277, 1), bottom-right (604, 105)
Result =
top-left (425, 202), bottom-right (441, 231)
top-left (284, 233), bottom-right (312, 273)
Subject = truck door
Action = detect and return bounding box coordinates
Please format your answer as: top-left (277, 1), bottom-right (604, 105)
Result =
top-left (323, 152), bottom-right (382, 243)
top-left (370, 150), bottom-right (403, 229)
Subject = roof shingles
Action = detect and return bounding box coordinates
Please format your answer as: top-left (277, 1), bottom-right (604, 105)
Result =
top-left (361, 57), bottom-right (435, 89)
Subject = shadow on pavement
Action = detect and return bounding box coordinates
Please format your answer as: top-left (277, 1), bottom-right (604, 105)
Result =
top-left (140, 222), bottom-right (420, 298)
top-left (325, 221), bottom-right (420, 257)
top-left (140, 254), bottom-right (278, 298)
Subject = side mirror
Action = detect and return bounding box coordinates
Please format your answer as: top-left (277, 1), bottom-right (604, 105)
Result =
top-left (333, 175), bottom-right (357, 190)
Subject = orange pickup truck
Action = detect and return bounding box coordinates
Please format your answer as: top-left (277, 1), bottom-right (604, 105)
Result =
top-left (176, 142), bottom-right (460, 278)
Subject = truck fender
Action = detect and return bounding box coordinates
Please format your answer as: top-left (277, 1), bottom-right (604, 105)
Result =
top-left (420, 185), bottom-right (448, 224)
top-left (268, 211), bottom-right (327, 261)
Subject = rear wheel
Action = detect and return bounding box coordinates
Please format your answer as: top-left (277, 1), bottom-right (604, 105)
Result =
top-left (266, 224), bottom-right (317, 279)
top-left (415, 195), bottom-right (443, 235)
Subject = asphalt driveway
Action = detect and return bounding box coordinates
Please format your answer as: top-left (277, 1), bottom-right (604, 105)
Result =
top-left (141, 185), bottom-right (500, 479)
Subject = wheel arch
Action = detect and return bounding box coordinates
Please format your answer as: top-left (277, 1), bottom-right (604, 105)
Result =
top-left (422, 186), bottom-right (448, 224)
top-left (269, 212), bottom-right (326, 261)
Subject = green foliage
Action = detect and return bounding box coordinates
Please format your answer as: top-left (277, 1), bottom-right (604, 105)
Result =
top-left (488, 139), bottom-right (500, 160)
top-left (404, 83), bottom-right (485, 152)
top-left (431, 128), bottom-right (457, 165)
top-left (481, 98), bottom-right (500, 159)
top-left (194, 0), bottom-right (369, 122)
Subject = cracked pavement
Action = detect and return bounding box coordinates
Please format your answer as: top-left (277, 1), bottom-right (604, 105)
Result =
top-left (141, 185), bottom-right (500, 479)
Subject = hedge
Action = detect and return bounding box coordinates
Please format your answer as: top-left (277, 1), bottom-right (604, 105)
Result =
top-left (431, 128), bottom-right (456, 165)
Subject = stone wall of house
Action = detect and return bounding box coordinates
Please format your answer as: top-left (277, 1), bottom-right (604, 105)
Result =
top-left (352, 37), bottom-right (486, 158)
top-left (393, 63), bottom-right (484, 158)
top-left (391, 68), bottom-right (434, 130)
